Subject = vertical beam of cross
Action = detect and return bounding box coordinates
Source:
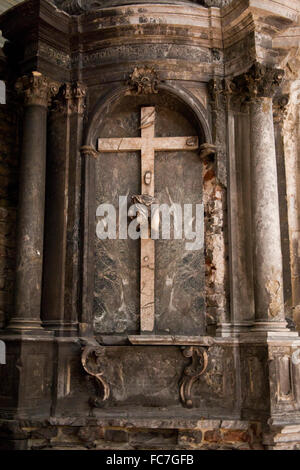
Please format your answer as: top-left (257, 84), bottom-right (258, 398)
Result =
top-left (98, 106), bottom-right (198, 333)
top-left (140, 107), bottom-right (156, 331)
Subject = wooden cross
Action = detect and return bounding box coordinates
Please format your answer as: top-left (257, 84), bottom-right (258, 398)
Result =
top-left (98, 106), bottom-right (198, 332)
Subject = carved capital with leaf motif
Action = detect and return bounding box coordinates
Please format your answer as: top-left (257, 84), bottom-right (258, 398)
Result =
top-left (231, 62), bottom-right (284, 101)
top-left (15, 71), bottom-right (60, 108)
top-left (51, 82), bottom-right (87, 115)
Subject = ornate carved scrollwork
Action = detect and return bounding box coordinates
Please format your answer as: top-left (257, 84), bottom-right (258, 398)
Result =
top-left (127, 66), bottom-right (159, 95)
top-left (180, 346), bottom-right (209, 408)
top-left (81, 342), bottom-right (110, 407)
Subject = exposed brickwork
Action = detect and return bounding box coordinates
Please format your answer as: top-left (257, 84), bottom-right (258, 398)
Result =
top-left (0, 421), bottom-right (265, 450)
top-left (0, 104), bottom-right (19, 328)
top-left (203, 155), bottom-right (228, 332)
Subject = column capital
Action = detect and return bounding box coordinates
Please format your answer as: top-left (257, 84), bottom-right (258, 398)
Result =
top-left (231, 62), bottom-right (284, 101)
top-left (15, 71), bottom-right (60, 108)
top-left (51, 82), bottom-right (87, 115)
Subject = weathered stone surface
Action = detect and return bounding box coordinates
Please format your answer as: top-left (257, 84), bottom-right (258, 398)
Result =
top-left (104, 429), bottom-right (128, 443)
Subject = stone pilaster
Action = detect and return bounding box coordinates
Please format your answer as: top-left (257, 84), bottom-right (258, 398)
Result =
top-left (7, 72), bottom-right (59, 332)
top-left (233, 63), bottom-right (287, 331)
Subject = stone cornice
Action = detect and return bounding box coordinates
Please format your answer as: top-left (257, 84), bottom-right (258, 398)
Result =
top-left (0, 0), bottom-right (299, 83)
top-left (55, 0), bottom-right (233, 15)
top-left (15, 72), bottom-right (60, 107)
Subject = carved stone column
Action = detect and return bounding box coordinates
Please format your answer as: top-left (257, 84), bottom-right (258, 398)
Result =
top-left (234, 64), bottom-right (287, 331)
top-left (7, 72), bottom-right (59, 332)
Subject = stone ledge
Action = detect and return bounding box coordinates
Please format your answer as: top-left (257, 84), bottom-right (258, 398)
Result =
top-left (128, 335), bottom-right (214, 346)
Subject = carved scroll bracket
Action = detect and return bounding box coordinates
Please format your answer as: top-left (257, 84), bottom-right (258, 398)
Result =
top-left (180, 346), bottom-right (209, 408)
top-left (81, 340), bottom-right (110, 408)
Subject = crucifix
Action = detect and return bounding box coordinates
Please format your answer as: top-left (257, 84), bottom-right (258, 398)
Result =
top-left (98, 106), bottom-right (199, 333)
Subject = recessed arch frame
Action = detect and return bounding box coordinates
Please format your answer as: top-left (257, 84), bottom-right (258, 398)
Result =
top-left (80, 82), bottom-right (212, 329)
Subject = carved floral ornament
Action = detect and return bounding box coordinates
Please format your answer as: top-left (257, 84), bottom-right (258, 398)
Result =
top-left (126, 66), bottom-right (159, 96)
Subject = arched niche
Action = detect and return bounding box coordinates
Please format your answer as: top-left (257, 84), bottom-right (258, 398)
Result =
top-left (82, 84), bottom-right (211, 337)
